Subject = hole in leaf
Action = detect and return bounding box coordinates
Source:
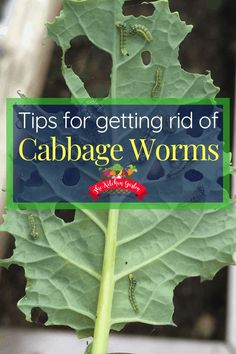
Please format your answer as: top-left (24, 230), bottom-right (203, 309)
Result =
top-left (187, 126), bottom-right (203, 138)
top-left (3, 234), bottom-right (15, 258)
top-left (55, 210), bottom-right (75, 223)
top-left (217, 176), bottom-right (223, 187)
top-left (25, 171), bottom-right (43, 187)
top-left (217, 131), bottom-right (223, 141)
top-left (184, 169), bottom-right (203, 182)
top-left (62, 167), bottom-right (80, 186)
top-left (65, 36), bottom-right (112, 98)
top-left (147, 161), bottom-right (165, 180)
top-left (31, 307), bottom-right (48, 325)
top-left (123, 0), bottom-right (155, 17)
top-left (141, 51), bottom-right (151, 65)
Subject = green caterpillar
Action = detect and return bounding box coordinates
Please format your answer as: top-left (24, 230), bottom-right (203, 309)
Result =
top-left (116, 21), bottom-right (129, 56)
top-left (128, 274), bottom-right (139, 313)
top-left (28, 214), bottom-right (39, 240)
top-left (129, 24), bottom-right (153, 42)
top-left (189, 184), bottom-right (206, 202)
top-left (151, 67), bottom-right (163, 97)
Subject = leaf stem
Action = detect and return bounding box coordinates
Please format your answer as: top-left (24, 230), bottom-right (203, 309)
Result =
top-left (91, 209), bottom-right (119, 354)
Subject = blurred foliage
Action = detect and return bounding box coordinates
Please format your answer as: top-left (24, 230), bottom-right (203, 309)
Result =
top-left (207, 0), bottom-right (222, 10)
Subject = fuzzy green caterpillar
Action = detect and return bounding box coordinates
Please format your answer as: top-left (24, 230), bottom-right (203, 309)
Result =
top-left (28, 214), bottom-right (39, 240)
top-left (128, 274), bottom-right (139, 313)
top-left (115, 21), bottom-right (129, 56)
top-left (151, 67), bottom-right (163, 97)
top-left (129, 24), bottom-right (153, 42)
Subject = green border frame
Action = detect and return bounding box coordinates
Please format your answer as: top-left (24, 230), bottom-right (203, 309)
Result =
top-left (6, 97), bottom-right (231, 210)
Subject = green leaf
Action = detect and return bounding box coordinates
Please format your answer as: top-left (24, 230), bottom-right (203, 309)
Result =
top-left (1, 207), bottom-right (236, 330)
top-left (1, 2), bottom-right (232, 354)
top-left (0, 209), bottom-right (107, 337)
top-left (231, 166), bottom-right (236, 174)
top-left (47, 0), bottom-right (219, 99)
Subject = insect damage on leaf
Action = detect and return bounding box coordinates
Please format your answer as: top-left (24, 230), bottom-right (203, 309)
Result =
top-left (0, 2), bottom-right (231, 354)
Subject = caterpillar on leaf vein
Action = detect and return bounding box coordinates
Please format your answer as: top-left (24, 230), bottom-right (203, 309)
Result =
top-left (151, 67), bottom-right (163, 98)
top-left (28, 214), bottom-right (39, 240)
top-left (128, 273), bottom-right (139, 313)
top-left (116, 21), bottom-right (129, 57)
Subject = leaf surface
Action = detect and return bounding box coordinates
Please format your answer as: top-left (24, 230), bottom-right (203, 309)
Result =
top-left (47, 0), bottom-right (219, 99)
top-left (1, 0), bottom-right (234, 345)
top-left (1, 206), bottom-right (236, 334)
